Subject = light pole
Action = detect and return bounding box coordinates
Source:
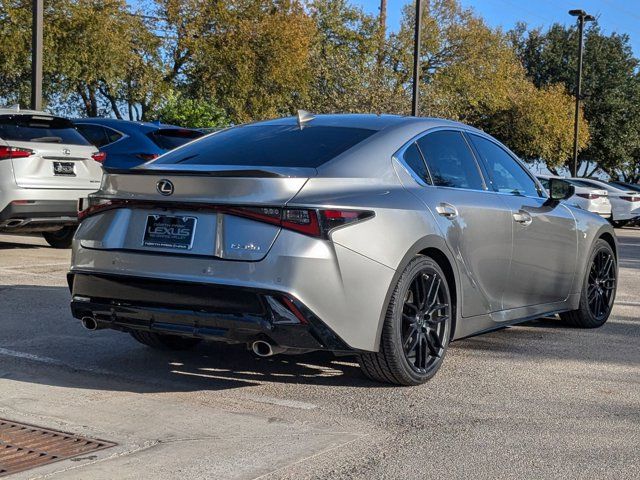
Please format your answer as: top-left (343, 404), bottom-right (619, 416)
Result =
top-left (569, 9), bottom-right (595, 177)
top-left (411, 0), bottom-right (423, 116)
top-left (31, 0), bottom-right (43, 110)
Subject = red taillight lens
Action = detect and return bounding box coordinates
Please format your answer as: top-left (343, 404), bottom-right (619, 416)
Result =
top-left (576, 193), bottom-right (601, 200)
top-left (136, 153), bottom-right (159, 161)
top-left (0, 146), bottom-right (34, 160)
top-left (91, 151), bottom-right (106, 163)
top-left (78, 199), bottom-right (127, 221)
top-left (620, 196), bottom-right (640, 202)
top-left (77, 199), bottom-right (374, 237)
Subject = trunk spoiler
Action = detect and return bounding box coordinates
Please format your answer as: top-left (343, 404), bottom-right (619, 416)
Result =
top-left (105, 164), bottom-right (318, 178)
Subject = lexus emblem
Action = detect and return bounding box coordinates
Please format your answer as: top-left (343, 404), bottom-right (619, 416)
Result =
top-left (156, 179), bottom-right (174, 196)
top-left (62, 148), bottom-right (71, 156)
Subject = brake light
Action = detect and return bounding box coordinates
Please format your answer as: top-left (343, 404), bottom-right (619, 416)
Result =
top-left (620, 196), bottom-right (640, 202)
top-left (77, 200), bottom-right (374, 237)
top-left (0, 146), bottom-right (34, 160)
top-left (576, 193), bottom-right (602, 200)
top-left (91, 151), bottom-right (106, 163)
top-left (78, 198), bottom-right (127, 221)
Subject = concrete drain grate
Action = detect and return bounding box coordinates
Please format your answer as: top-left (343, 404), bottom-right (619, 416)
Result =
top-left (0, 419), bottom-right (116, 477)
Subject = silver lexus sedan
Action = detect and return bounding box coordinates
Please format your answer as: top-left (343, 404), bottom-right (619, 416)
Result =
top-left (68, 114), bottom-right (618, 386)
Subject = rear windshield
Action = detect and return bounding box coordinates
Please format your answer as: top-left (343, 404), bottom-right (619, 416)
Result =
top-left (0, 115), bottom-right (91, 146)
top-left (147, 128), bottom-right (204, 150)
top-left (569, 179), bottom-right (622, 193)
top-left (152, 124), bottom-right (377, 168)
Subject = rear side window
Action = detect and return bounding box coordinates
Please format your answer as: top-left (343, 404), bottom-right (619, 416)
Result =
top-left (417, 131), bottom-right (485, 190)
top-left (0, 115), bottom-right (90, 146)
top-left (401, 142), bottom-right (431, 185)
top-left (153, 124), bottom-right (377, 168)
top-left (147, 128), bottom-right (204, 150)
top-left (76, 124), bottom-right (109, 147)
top-left (469, 135), bottom-right (541, 197)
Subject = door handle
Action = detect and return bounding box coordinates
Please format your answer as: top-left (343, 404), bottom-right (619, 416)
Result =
top-left (513, 210), bottom-right (533, 226)
top-left (436, 202), bottom-right (458, 219)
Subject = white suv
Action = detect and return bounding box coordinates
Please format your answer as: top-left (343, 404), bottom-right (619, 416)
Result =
top-left (0, 108), bottom-right (103, 247)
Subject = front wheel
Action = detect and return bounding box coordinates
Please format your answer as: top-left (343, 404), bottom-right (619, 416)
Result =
top-left (42, 226), bottom-right (76, 248)
top-left (560, 239), bottom-right (617, 328)
top-left (358, 255), bottom-right (452, 386)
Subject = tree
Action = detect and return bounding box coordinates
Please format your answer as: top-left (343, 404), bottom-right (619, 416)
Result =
top-left (388, 0), bottom-right (586, 168)
top-left (511, 23), bottom-right (640, 179)
top-left (151, 91), bottom-right (230, 128)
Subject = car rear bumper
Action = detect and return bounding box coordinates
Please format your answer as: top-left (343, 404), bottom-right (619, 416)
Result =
top-left (0, 200), bottom-right (78, 230)
top-left (68, 272), bottom-right (352, 353)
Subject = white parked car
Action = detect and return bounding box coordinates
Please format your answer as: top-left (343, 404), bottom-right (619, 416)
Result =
top-left (537, 175), bottom-right (611, 218)
top-left (0, 108), bottom-right (104, 247)
top-left (569, 177), bottom-right (640, 228)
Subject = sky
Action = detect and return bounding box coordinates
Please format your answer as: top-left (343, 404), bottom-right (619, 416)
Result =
top-left (353, 0), bottom-right (640, 55)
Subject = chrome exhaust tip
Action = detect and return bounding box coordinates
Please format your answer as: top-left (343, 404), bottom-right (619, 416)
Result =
top-left (251, 340), bottom-right (286, 357)
top-left (81, 316), bottom-right (99, 331)
top-left (251, 340), bottom-right (274, 357)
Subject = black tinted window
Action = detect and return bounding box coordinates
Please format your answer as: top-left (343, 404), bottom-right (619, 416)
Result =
top-left (402, 142), bottom-right (430, 184)
top-left (104, 127), bottom-right (124, 145)
top-left (0, 115), bottom-right (90, 146)
top-left (417, 131), bottom-right (484, 190)
top-left (147, 128), bottom-right (203, 150)
top-left (470, 135), bottom-right (541, 197)
top-left (153, 124), bottom-right (376, 168)
top-left (76, 124), bottom-right (108, 147)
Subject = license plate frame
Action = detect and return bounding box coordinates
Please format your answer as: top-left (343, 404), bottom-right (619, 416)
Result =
top-left (53, 161), bottom-right (76, 176)
top-left (142, 214), bottom-right (197, 250)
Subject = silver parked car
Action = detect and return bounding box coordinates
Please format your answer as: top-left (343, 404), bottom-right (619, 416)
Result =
top-left (0, 107), bottom-right (103, 247)
top-left (69, 114), bottom-right (618, 385)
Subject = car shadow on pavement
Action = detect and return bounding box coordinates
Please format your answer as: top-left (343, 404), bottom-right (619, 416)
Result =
top-left (1, 285), bottom-right (638, 394)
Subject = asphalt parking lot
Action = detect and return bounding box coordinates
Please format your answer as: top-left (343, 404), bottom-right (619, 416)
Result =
top-left (0, 229), bottom-right (638, 479)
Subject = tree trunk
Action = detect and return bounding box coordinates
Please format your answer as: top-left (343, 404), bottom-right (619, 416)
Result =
top-left (98, 85), bottom-right (123, 119)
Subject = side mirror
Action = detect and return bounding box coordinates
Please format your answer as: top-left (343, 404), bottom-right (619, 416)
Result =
top-left (548, 178), bottom-right (575, 201)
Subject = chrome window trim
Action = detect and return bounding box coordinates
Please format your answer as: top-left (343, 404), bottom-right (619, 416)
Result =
top-left (75, 122), bottom-right (129, 149)
top-left (393, 126), bottom-right (490, 192)
top-left (393, 125), bottom-right (548, 201)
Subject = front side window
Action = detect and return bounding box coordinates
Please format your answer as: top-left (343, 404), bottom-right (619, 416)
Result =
top-left (417, 131), bottom-right (485, 190)
top-left (401, 142), bottom-right (431, 185)
top-left (469, 135), bottom-right (541, 197)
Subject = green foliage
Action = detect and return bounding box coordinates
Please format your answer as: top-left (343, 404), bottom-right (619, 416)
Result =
top-left (511, 22), bottom-right (640, 179)
top-left (152, 92), bottom-right (230, 128)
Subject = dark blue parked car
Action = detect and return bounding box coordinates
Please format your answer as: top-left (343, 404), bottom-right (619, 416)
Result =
top-left (73, 118), bottom-right (204, 170)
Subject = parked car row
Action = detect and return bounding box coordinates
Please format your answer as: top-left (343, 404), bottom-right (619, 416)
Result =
top-left (536, 174), bottom-right (640, 228)
top-left (0, 106), bottom-right (204, 247)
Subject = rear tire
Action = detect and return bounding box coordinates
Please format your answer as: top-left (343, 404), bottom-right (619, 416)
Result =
top-left (42, 226), bottom-right (76, 249)
top-left (560, 239), bottom-right (617, 328)
top-left (358, 255), bottom-right (452, 386)
top-left (130, 331), bottom-right (202, 351)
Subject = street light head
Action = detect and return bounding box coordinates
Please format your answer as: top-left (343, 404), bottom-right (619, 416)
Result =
top-left (569, 9), bottom-right (586, 17)
top-left (584, 14), bottom-right (596, 22)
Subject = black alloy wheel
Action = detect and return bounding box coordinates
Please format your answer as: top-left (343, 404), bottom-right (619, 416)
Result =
top-left (560, 239), bottom-right (617, 328)
top-left (586, 248), bottom-right (616, 321)
top-left (401, 269), bottom-right (449, 374)
top-left (358, 255), bottom-right (452, 386)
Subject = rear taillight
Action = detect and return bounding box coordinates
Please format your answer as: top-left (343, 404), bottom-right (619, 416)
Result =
top-left (136, 153), bottom-right (159, 161)
top-left (78, 200), bottom-right (374, 237)
top-left (91, 151), bottom-right (106, 163)
top-left (576, 193), bottom-right (602, 200)
top-left (620, 196), bottom-right (640, 202)
top-left (0, 146), bottom-right (34, 160)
